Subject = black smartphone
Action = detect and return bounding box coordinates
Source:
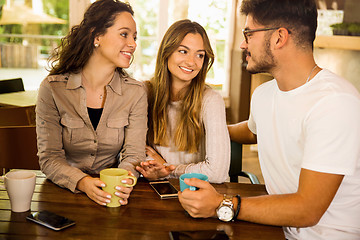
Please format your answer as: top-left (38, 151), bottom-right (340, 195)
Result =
top-left (26, 210), bottom-right (76, 231)
top-left (150, 181), bottom-right (178, 199)
top-left (169, 230), bottom-right (230, 240)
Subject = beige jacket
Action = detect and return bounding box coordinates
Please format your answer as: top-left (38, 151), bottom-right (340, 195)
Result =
top-left (36, 71), bottom-right (147, 192)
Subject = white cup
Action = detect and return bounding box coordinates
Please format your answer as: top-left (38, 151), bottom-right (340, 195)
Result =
top-left (0, 170), bottom-right (36, 212)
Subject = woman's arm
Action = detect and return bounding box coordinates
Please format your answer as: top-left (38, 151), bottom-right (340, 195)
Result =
top-left (118, 87), bottom-right (148, 176)
top-left (36, 78), bottom-right (88, 192)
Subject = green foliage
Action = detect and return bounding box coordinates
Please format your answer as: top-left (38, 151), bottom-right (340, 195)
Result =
top-left (131, 0), bottom-right (159, 75)
top-left (188, 0), bottom-right (228, 87)
top-left (0, 25), bottom-right (22, 43)
top-left (40, 0), bottom-right (69, 54)
top-left (189, 0), bottom-right (227, 37)
top-left (330, 22), bottom-right (360, 35)
top-left (0, 0), bottom-right (5, 19)
top-left (134, 0), bottom-right (157, 37)
top-left (0, 0), bottom-right (68, 46)
top-left (348, 23), bottom-right (360, 34)
top-left (40, 0), bottom-right (69, 36)
top-left (330, 22), bottom-right (349, 30)
top-left (0, 0), bottom-right (6, 18)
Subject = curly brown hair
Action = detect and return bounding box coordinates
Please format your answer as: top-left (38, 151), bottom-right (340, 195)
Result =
top-left (48, 0), bottom-right (134, 76)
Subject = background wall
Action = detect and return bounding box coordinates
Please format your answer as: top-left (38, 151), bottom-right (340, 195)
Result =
top-left (314, 48), bottom-right (360, 91)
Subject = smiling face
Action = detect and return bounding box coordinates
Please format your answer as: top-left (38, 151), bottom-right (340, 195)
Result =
top-left (167, 33), bottom-right (205, 87)
top-left (240, 15), bottom-right (276, 74)
top-left (94, 11), bottom-right (137, 69)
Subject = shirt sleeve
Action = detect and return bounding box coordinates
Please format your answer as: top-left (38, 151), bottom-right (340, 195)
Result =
top-left (172, 90), bottom-right (230, 183)
top-left (302, 94), bottom-right (360, 175)
top-left (36, 79), bottom-right (87, 193)
top-left (247, 85), bottom-right (259, 135)
top-left (118, 88), bottom-right (147, 177)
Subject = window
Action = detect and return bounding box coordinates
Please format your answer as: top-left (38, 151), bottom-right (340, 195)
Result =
top-left (0, 0), bottom-right (230, 95)
top-left (128, 0), bottom-right (230, 95)
top-left (0, 0), bottom-right (68, 90)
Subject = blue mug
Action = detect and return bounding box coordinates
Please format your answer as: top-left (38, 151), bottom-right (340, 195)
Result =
top-left (179, 173), bottom-right (208, 191)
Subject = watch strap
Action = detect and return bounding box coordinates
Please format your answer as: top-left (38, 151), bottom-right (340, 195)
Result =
top-left (232, 195), bottom-right (241, 221)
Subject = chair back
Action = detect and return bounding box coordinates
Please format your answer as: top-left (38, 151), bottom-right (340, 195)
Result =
top-left (0, 106), bottom-right (36, 126)
top-left (229, 141), bottom-right (244, 182)
top-left (229, 141), bottom-right (260, 184)
top-left (0, 78), bottom-right (24, 94)
top-left (0, 126), bottom-right (39, 172)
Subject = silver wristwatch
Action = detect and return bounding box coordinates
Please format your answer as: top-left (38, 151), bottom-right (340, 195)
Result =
top-left (216, 194), bottom-right (234, 222)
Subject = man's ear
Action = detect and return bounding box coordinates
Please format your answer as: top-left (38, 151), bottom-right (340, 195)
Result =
top-left (274, 28), bottom-right (290, 49)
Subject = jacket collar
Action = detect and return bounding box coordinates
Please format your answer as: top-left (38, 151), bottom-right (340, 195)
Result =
top-left (66, 70), bottom-right (123, 96)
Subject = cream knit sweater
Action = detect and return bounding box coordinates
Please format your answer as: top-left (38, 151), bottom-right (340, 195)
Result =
top-left (152, 87), bottom-right (230, 183)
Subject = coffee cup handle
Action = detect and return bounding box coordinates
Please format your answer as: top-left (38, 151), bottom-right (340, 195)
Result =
top-left (119, 175), bottom-right (137, 187)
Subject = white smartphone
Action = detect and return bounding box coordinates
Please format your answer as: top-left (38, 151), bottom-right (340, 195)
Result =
top-left (150, 181), bottom-right (178, 199)
top-left (26, 210), bottom-right (76, 231)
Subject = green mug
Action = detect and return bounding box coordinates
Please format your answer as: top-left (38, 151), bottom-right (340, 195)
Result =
top-left (99, 168), bottom-right (137, 207)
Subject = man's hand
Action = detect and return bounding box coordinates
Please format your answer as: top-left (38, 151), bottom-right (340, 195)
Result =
top-left (178, 178), bottom-right (223, 218)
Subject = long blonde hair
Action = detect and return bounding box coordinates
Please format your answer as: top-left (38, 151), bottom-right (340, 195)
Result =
top-left (147, 19), bottom-right (214, 153)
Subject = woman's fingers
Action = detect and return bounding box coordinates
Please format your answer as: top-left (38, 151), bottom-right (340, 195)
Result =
top-left (115, 185), bottom-right (133, 205)
top-left (92, 186), bottom-right (112, 206)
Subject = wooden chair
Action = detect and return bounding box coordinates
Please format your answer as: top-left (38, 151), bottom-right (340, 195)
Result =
top-left (0, 106), bottom-right (36, 126)
top-left (0, 126), bottom-right (39, 174)
top-left (0, 78), bottom-right (25, 94)
top-left (229, 141), bottom-right (260, 184)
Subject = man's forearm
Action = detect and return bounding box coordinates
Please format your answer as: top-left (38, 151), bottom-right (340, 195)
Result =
top-left (236, 193), bottom-right (319, 227)
top-left (228, 121), bottom-right (257, 144)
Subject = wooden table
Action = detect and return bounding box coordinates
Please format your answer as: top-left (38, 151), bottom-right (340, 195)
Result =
top-left (0, 171), bottom-right (284, 239)
top-left (0, 90), bottom-right (37, 107)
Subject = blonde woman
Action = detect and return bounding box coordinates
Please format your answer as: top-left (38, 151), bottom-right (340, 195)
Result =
top-left (136, 19), bottom-right (230, 183)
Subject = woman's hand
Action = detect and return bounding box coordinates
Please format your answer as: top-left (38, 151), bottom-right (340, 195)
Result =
top-left (136, 160), bottom-right (175, 181)
top-left (76, 173), bottom-right (134, 206)
top-left (135, 146), bottom-right (176, 180)
top-left (113, 171), bottom-right (135, 205)
top-left (76, 176), bottom-right (112, 206)
top-left (145, 145), bottom-right (166, 164)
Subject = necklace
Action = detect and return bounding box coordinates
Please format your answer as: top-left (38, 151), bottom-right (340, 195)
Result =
top-left (82, 72), bottom-right (105, 100)
top-left (306, 64), bottom-right (318, 83)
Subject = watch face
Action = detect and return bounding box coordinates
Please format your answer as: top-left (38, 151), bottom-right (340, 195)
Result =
top-left (217, 206), bottom-right (234, 222)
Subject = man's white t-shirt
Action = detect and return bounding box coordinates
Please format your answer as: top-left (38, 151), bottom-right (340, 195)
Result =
top-left (248, 69), bottom-right (360, 239)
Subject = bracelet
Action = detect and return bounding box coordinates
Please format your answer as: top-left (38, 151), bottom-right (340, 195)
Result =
top-left (232, 195), bottom-right (241, 221)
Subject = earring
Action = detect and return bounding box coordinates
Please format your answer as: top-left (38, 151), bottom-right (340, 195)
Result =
top-left (94, 43), bottom-right (99, 48)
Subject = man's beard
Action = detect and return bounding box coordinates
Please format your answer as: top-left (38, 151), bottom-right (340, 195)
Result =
top-left (246, 38), bottom-right (276, 74)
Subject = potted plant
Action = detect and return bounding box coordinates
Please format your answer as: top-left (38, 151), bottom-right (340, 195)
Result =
top-left (348, 23), bottom-right (360, 36)
top-left (330, 22), bottom-right (349, 36)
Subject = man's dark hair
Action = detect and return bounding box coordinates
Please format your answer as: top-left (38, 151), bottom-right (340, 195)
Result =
top-left (240, 0), bottom-right (317, 49)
